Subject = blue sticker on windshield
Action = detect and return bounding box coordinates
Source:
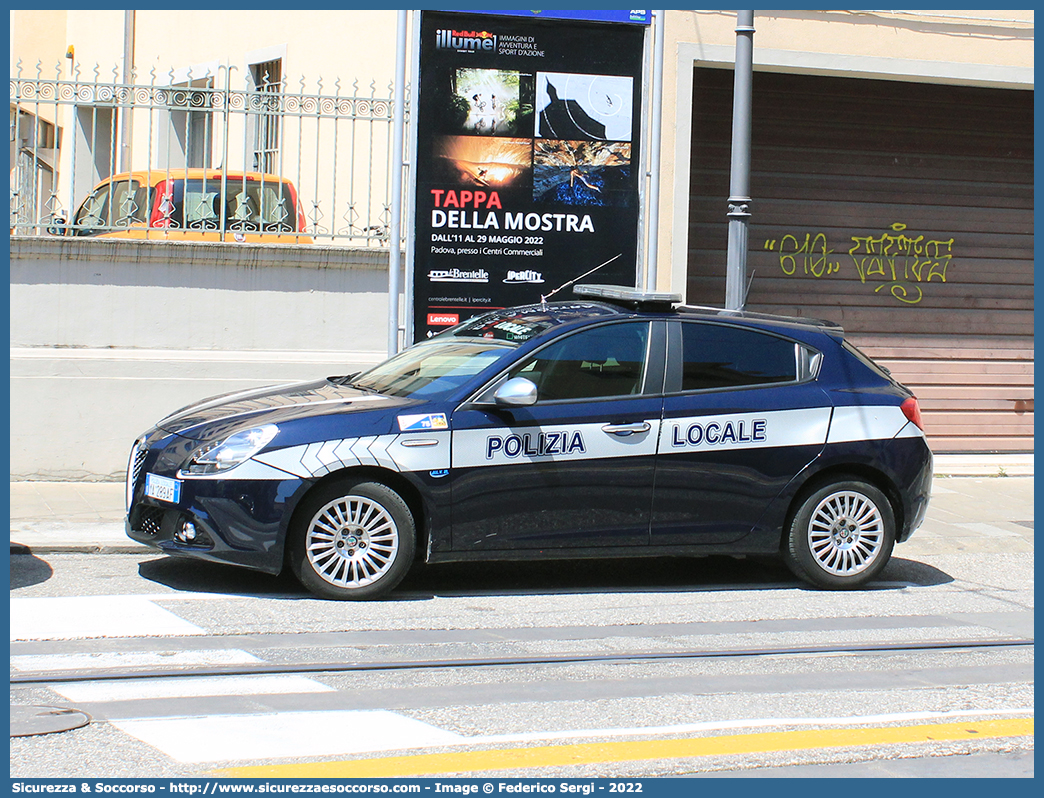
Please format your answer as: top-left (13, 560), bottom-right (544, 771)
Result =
top-left (398, 413), bottom-right (449, 432)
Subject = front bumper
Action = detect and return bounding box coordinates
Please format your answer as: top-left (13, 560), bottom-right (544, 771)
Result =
top-left (125, 431), bottom-right (307, 574)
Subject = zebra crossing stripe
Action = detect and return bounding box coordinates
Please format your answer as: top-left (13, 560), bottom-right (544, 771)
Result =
top-left (10, 596), bottom-right (208, 641)
top-left (11, 649), bottom-right (262, 672)
top-left (51, 674), bottom-right (335, 703)
top-left (111, 710), bottom-right (465, 763)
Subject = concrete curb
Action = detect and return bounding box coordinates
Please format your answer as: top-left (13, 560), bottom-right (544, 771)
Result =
top-left (933, 454), bottom-right (1033, 477)
top-left (9, 518), bottom-right (149, 556)
top-left (10, 542), bottom-right (151, 555)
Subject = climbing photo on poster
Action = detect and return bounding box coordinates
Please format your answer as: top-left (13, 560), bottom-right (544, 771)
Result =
top-left (412, 11), bottom-right (648, 340)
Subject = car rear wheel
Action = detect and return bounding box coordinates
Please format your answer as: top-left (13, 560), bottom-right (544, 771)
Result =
top-left (784, 478), bottom-right (895, 589)
top-left (290, 480), bottom-right (415, 600)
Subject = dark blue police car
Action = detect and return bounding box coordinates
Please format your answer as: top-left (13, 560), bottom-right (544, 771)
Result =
top-left (126, 285), bottom-right (932, 599)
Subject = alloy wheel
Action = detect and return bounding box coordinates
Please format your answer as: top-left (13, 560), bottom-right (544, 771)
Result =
top-left (806, 490), bottom-right (885, 576)
top-left (305, 495), bottom-right (400, 588)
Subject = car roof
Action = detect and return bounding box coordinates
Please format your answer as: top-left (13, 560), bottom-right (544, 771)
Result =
top-left (451, 296), bottom-right (843, 350)
top-left (561, 284), bottom-right (844, 337)
top-left (96, 169), bottom-right (294, 188)
top-left (673, 304), bottom-right (844, 335)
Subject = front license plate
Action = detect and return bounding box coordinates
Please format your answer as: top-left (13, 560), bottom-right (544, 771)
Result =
top-left (144, 473), bottom-right (182, 504)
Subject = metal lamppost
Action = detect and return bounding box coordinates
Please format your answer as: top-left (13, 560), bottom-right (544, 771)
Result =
top-left (388, 10), bottom-right (408, 356)
top-left (724, 10), bottom-right (754, 310)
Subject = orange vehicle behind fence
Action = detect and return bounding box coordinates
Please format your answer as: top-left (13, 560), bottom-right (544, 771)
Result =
top-left (52, 170), bottom-right (312, 244)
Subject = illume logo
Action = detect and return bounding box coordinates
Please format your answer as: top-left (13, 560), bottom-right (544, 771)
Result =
top-left (436, 29), bottom-right (498, 52)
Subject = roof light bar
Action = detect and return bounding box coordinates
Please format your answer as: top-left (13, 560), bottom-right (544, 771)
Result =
top-left (573, 283), bottom-right (682, 309)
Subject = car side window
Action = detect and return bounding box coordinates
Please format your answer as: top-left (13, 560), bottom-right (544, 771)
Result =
top-left (510, 321), bottom-right (650, 401)
top-left (109, 180), bottom-right (148, 226)
top-left (73, 181), bottom-right (148, 235)
top-left (680, 322), bottom-right (798, 391)
top-left (73, 184), bottom-right (110, 235)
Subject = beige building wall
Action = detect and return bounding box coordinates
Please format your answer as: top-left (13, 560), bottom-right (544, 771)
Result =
top-left (12, 10), bottom-right (398, 96)
top-left (11, 9), bottom-right (80, 129)
top-left (656, 9), bottom-right (1034, 295)
top-left (11, 9), bottom-right (72, 81)
top-left (12, 10), bottom-right (401, 240)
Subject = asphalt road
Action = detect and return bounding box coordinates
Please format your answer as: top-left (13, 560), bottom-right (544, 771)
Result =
top-left (9, 478), bottom-right (1035, 780)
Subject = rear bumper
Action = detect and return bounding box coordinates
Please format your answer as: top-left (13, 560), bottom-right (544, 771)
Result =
top-left (898, 443), bottom-right (932, 543)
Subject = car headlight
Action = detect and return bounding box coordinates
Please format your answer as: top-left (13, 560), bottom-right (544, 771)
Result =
top-left (181, 425), bottom-right (279, 476)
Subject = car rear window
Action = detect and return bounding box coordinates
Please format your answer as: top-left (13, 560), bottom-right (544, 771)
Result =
top-left (156, 178), bottom-right (298, 232)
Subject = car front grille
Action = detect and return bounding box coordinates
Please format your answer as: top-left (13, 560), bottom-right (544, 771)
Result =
top-left (126, 438), bottom-right (149, 510)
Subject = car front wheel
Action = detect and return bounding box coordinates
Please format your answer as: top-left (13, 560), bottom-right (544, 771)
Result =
top-left (290, 480), bottom-right (416, 600)
top-left (784, 478), bottom-right (895, 589)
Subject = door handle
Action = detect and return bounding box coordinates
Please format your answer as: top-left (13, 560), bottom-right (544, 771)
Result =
top-left (601, 422), bottom-right (651, 436)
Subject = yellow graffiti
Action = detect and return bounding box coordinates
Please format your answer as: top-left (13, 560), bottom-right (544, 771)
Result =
top-left (765, 233), bottom-right (842, 277)
top-left (766, 223), bottom-right (954, 306)
top-left (874, 282), bottom-right (922, 304)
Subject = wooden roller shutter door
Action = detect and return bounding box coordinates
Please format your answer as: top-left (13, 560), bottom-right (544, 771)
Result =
top-left (686, 68), bottom-right (1033, 453)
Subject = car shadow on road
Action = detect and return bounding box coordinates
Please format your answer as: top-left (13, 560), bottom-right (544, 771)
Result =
top-left (9, 551), bottom-right (54, 590)
top-left (880, 557), bottom-right (954, 587)
top-left (399, 556), bottom-right (955, 597)
top-left (137, 556), bottom-right (303, 597)
top-left (135, 552), bottom-right (954, 600)
top-left (402, 556), bottom-right (797, 597)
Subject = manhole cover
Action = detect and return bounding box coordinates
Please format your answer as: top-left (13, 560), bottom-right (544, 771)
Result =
top-left (10, 705), bottom-right (91, 737)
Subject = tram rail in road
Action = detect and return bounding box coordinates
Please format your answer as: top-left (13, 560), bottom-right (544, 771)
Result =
top-left (10, 636), bottom-right (1035, 685)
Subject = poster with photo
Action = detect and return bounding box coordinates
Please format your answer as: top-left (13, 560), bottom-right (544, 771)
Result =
top-left (535, 72), bottom-right (634, 141)
top-left (412, 10), bottom-right (648, 341)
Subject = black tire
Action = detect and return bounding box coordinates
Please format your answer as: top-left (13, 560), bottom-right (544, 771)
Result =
top-left (289, 480), bottom-right (416, 600)
top-left (783, 478), bottom-right (895, 589)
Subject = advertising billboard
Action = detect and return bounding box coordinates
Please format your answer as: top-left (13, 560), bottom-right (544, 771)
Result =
top-left (412, 10), bottom-right (648, 341)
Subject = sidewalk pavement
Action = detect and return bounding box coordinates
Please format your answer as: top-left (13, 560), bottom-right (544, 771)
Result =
top-left (7, 454), bottom-right (1033, 556)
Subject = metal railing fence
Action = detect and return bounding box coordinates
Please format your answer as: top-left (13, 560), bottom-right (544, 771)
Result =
top-left (10, 61), bottom-right (404, 245)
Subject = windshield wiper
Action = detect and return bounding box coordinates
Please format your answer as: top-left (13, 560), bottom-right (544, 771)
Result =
top-left (328, 374), bottom-right (384, 394)
top-left (327, 373), bottom-right (359, 386)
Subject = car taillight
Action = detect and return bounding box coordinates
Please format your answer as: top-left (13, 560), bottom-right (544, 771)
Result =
top-left (288, 184), bottom-right (307, 233)
top-left (901, 397), bottom-right (924, 430)
top-left (149, 180), bottom-right (171, 227)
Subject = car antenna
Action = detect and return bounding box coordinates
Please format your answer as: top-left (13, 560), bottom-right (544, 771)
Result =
top-left (743, 269), bottom-right (756, 309)
top-left (541, 253), bottom-right (622, 309)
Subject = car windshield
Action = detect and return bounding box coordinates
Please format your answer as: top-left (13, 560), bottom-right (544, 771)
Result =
top-left (350, 339), bottom-right (517, 400)
top-left (72, 179), bottom-right (149, 234)
top-left (161, 178), bottom-right (297, 232)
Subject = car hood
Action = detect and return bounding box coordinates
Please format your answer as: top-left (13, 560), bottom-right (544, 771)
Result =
top-left (155, 379), bottom-right (404, 440)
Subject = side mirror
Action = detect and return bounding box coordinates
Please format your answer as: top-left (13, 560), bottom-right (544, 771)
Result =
top-left (493, 376), bottom-right (538, 408)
